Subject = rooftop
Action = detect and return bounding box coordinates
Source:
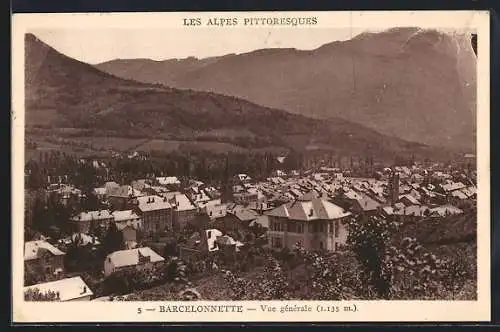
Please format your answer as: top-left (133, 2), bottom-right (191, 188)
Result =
top-left (106, 247), bottom-right (165, 268)
top-left (137, 195), bottom-right (172, 212)
top-left (24, 240), bottom-right (65, 261)
top-left (24, 276), bottom-right (93, 301)
top-left (267, 198), bottom-right (351, 221)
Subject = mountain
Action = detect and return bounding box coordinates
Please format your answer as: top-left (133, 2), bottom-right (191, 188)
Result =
top-left (25, 33), bottom-right (449, 160)
top-left (96, 28), bottom-right (477, 151)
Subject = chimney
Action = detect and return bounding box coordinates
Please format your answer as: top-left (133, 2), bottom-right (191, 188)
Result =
top-left (309, 208), bottom-right (314, 217)
top-left (81, 286), bottom-right (87, 294)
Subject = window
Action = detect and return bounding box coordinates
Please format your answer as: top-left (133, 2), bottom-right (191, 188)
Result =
top-left (271, 220), bottom-right (283, 232)
top-left (271, 237), bottom-right (283, 249)
top-left (334, 221), bottom-right (340, 238)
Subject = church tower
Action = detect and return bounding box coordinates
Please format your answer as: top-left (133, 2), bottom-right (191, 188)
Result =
top-left (387, 170), bottom-right (400, 205)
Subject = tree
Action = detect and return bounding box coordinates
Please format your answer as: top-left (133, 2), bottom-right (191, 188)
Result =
top-left (346, 215), bottom-right (397, 298)
top-left (102, 223), bottom-right (124, 255)
top-left (224, 255), bottom-right (290, 300)
top-left (24, 288), bottom-right (60, 301)
top-left (293, 243), bottom-right (343, 300)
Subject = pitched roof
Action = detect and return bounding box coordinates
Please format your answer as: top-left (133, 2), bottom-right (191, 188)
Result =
top-left (429, 205), bottom-right (463, 217)
top-left (399, 194), bottom-right (420, 206)
top-left (108, 185), bottom-right (143, 198)
top-left (24, 240), bottom-right (65, 261)
top-left (230, 208), bottom-right (259, 222)
top-left (205, 204), bottom-right (227, 219)
top-left (157, 176), bottom-right (181, 185)
top-left (72, 210), bottom-right (113, 222)
top-left (266, 198), bottom-right (350, 221)
top-left (137, 195), bottom-right (171, 212)
top-left (251, 215), bottom-right (270, 228)
top-left (297, 190), bottom-right (319, 201)
top-left (112, 210), bottom-right (140, 222)
top-left (172, 194), bottom-right (197, 211)
top-left (106, 247), bottom-right (164, 268)
top-left (353, 195), bottom-right (381, 211)
top-left (24, 276), bottom-right (93, 301)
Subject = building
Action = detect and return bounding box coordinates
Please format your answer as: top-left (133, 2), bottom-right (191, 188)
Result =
top-left (108, 185), bottom-right (144, 210)
top-left (104, 247), bottom-right (165, 277)
top-left (136, 195), bottom-right (173, 235)
top-left (70, 210), bottom-right (114, 234)
top-left (24, 276), bottom-right (93, 301)
top-left (24, 240), bottom-right (65, 276)
top-left (387, 171), bottom-right (400, 204)
top-left (156, 176), bottom-right (181, 191)
top-left (332, 190), bottom-right (380, 218)
top-left (216, 208), bottom-right (259, 232)
top-left (233, 190), bottom-right (259, 205)
top-left (167, 193), bottom-right (198, 231)
top-left (204, 203), bottom-right (227, 221)
top-left (266, 195), bottom-right (351, 252)
top-left (112, 210), bottom-right (143, 249)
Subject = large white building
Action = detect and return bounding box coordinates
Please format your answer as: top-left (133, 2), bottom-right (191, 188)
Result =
top-left (266, 193), bottom-right (351, 252)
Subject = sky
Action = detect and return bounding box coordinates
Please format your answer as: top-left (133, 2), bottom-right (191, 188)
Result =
top-left (31, 28), bottom-right (373, 64)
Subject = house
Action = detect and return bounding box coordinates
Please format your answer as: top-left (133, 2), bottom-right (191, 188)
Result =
top-left (112, 210), bottom-right (143, 249)
top-left (168, 193), bottom-right (198, 231)
top-left (247, 201), bottom-right (274, 214)
top-left (332, 191), bottom-right (380, 217)
top-left (204, 203), bottom-right (227, 221)
top-left (70, 210), bottom-right (114, 234)
top-left (24, 276), bottom-right (93, 301)
top-left (104, 247), bottom-right (165, 277)
top-left (112, 210), bottom-right (143, 229)
top-left (48, 184), bottom-right (82, 206)
top-left (24, 240), bottom-right (65, 276)
top-left (131, 179), bottom-right (149, 192)
top-left (216, 208), bottom-right (259, 232)
top-left (156, 176), bottom-right (181, 190)
top-left (136, 195), bottom-right (173, 235)
top-left (204, 186), bottom-right (222, 200)
top-left (399, 194), bottom-right (421, 207)
top-left (188, 188), bottom-right (212, 208)
top-left (266, 195), bottom-right (351, 252)
top-left (201, 228), bottom-right (243, 253)
top-left (59, 233), bottom-right (100, 247)
top-left (93, 187), bottom-right (107, 201)
top-left (108, 185), bottom-right (144, 210)
top-left (441, 182), bottom-right (466, 194)
top-left (392, 205), bottom-right (430, 222)
top-left (429, 205), bottom-right (464, 217)
top-left (234, 174), bottom-right (252, 184)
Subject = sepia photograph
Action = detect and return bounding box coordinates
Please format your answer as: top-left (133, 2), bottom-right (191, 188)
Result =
top-left (12, 11), bottom-right (490, 322)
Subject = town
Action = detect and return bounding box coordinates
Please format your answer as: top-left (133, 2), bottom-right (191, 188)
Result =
top-left (23, 150), bottom-right (477, 301)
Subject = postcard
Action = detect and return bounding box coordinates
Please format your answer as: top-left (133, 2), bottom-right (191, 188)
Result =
top-left (12, 10), bottom-right (490, 322)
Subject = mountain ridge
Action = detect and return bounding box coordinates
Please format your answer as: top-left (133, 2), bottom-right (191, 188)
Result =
top-left (96, 27), bottom-right (476, 151)
top-left (25, 32), bottom-right (456, 161)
